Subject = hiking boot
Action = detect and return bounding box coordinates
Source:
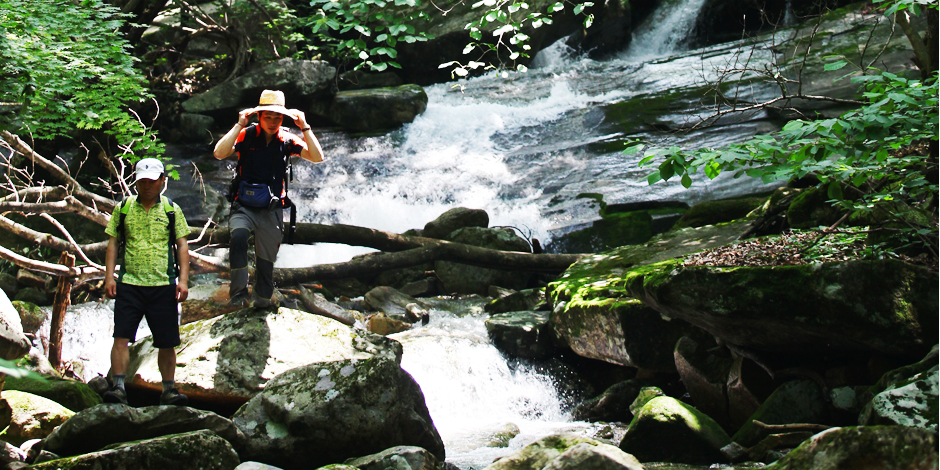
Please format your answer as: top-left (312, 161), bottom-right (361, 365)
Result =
top-left (228, 289), bottom-right (251, 309)
top-left (252, 293), bottom-right (279, 309)
top-left (160, 388), bottom-right (188, 406)
top-left (103, 386), bottom-right (128, 405)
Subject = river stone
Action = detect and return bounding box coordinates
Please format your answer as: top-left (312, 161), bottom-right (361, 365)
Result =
top-left (3, 376), bottom-right (101, 412)
top-left (365, 312), bottom-right (412, 335)
top-left (732, 380), bottom-right (829, 447)
top-left (344, 445), bottom-right (443, 470)
top-left (485, 311), bottom-right (554, 359)
top-left (551, 297), bottom-right (709, 373)
top-left (422, 208), bottom-right (489, 240)
top-left (763, 426), bottom-right (938, 470)
top-left (486, 423), bottom-right (521, 448)
top-left (618, 396), bottom-right (731, 464)
top-left (541, 442), bottom-right (644, 470)
top-left (329, 85), bottom-right (428, 131)
top-left (674, 336), bottom-right (733, 430)
top-left (859, 344), bottom-right (938, 404)
top-left (42, 404), bottom-right (247, 457)
top-left (125, 307), bottom-right (385, 405)
top-left (548, 211), bottom-right (654, 254)
top-left (14, 287), bottom-right (49, 307)
top-left (31, 429), bottom-right (240, 470)
top-left (181, 58), bottom-right (336, 118)
top-left (484, 433), bottom-right (639, 470)
top-left (623, 259), bottom-right (938, 359)
top-left (435, 227), bottom-right (532, 295)
top-left (859, 364), bottom-right (938, 432)
top-left (232, 347), bottom-right (444, 470)
top-left (0, 289), bottom-right (30, 361)
top-left (629, 386), bottom-right (665, 415)
top-left (11, 301), bottom-right (43, 335)
top-left (0, 391), bottom-right (73, 446)
top-left (572, 379), bottom-right (652, 423)
top-left (485, 288), bottom-right (545, 314)
top-left (672, 195), bottom-right (767, 229)
top-left (364, 286), bottom-right (429, 322)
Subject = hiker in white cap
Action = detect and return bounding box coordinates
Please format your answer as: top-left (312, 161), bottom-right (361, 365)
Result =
top-left (103, 157), bottom-right (191, 406)
top-left (213, 89), bottom-right (324, 308)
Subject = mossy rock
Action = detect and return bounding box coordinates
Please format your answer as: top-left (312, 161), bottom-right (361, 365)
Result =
top-left (0, 390), bottom-right (74, 446)
top-left (672, 195), bottom-right (768, 229)
top-left (618, 396), bottom-right (731, 464)
top-left (764, 426), bottom-right (937, 470)
top-left (12, 300), bottom-right (45, 335)
top-left (549, 211), bottom-right (654, 253)
top-left (786, 186), bottom-right (844, 229)
top-left (732, 380), bottom-right (829, 447)
top-left (4, 375), bottom-right (101, 412)
top-left (13, 287), bottom-right (50, 307)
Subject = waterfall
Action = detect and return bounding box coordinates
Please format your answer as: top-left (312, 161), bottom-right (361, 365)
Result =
top-left (623, 0), bottom-right (710, 59)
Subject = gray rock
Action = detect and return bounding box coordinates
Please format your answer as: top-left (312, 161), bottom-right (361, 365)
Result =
top-left (178, 113), bottom-right (217, 142)
top-left (484, 433), bottom-right (641, 470)
top-left (0, 273), bottom-right (18, 300)
top-left (329, 85), bottom-right (428, 131)
top-left (436, 227), bottom-right (532, 295)
top-left (485, 311), bottom-right (553, 359)
top-left (14, 271), bottom-right (48, 291)
top-left (618, 396), bottom-right (731, 464)
top-left (763, 426), bottom-right (937, 470)
top-left (572, 379), bottom-right (652, 423)
top-left (423, 208), bottom-right (489, 240)
top-left (344, 446), bottom-right (444, 470)
top-left (232, 344), bottom-right (444, 469)
top-left (485, 288), bottom-right (545, 314)
top-left (399, 278), bottom-right (439, 298)
top-left (11, 301), bottom-right (44, 335)
top-left (13, 288), bottom-right (49, 308)
top-left (732, 380), bottom-right (829, 447)
top-left (674, 336), bottom-right (733, 430)
top-left (236, 463), bottom-right (285, 470)
top-left (0, 290), bottom-right (29, 361)
top-left (859, 364), bottom-right (938, 432)
top-left (364, 286), bottom-right (429, 322)
top-left (0, 391), bottom-right (73, 446)
top-left (623, 259), bottom-right (938, 359)
top-left (32, 429), bottom-right (240, 470)
top-left (42, 404), bottom-right (247, 457)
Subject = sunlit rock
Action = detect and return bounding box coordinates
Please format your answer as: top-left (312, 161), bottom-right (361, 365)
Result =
top-left (484, 433), bottom-right (642, 470)
top-left (3, 375), bottom-right (100, 412)
top-left (0, 391), bottom-right (73, 446)
top-left (32, 429), bottom-right (239, 470)
top-left (422, 207), bottom-right (489, 240)
top-left (618, 396), bottom-right (731, 464)
top-left (859, 345), bottom-right (938, 432)
top-left (0, 290), bottom-right (30, 360)
top-left (11, 300), bottom-right (43, 335)
top-left (344, 445), bottom-right (444, 470)
top-left (232, 341), bottom-right (443, 469)
top-left (763, 426), bottom-right (937, 470)
top-left (42, 404), bottom-right (246, 458)
top-left (436, 227), bottom-right (533, 295)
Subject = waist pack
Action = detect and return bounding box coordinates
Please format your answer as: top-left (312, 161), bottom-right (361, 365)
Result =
top-left (237, 181), bottom-right (274, 208)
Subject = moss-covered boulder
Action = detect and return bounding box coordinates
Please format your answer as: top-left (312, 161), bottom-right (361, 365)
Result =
top-left (572, 379), bottom-right (652, 423)
top-left (3, 376), bottom-right (101, 412)
top-left (485, 311), bottom-right (554, 359)
top-left (858, 345), bottom-right (938, 432)
top-left (32, 429), bottom-right (240, 469)
top-left (786, 186), bottom-right (844, 229)
top-left (672, 195), bottom-right (767, 229)
top-left (344, 446), bottom-right (444, 470)
top-left (764, 426), bottom-right (937, 470)
top-left (548, 211), bottom-right (654, 254)
top-left (11, 300), bottom-right (44, 335)
top-left (623, 259), bottom-right (938, 359)
top-left (484, 433), bottom-right (643, 470)
top-left (732, 380), bottom-right (829, 447)
top-left (232, 345), bottom-right (443, 469)
top-left (0, 390), bottom-right (73, 446)
top-left (618, 396), bottom-right (731, 464)
top-left (42, 404), bottom-right (247, 457)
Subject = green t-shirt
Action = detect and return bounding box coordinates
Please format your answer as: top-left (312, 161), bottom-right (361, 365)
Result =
top-left (105, 195), bottom-right (189, 286)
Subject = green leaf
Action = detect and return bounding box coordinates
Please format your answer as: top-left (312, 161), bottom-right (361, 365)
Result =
top-left (647, 170), bottom-right (663, 185)
top-left (824, 60), bottom-right (848, 71)
top-left (681, 173), bottom-right (692, 188)
top-left (827, 181), bottom-right (843, 200)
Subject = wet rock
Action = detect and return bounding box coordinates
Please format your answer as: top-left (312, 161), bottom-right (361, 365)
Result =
top-left (365, 312), bottom-right (412, 335)
top-left (485, 423), bottom-right (521, 448)
top-left (236, 463), bottom-right (286, 470)
top-left (0, 290), bottom-right (30, 361)
top-left (329, 85), bottom-right (428, 132)
top-left (672, 194), bottom-right (767, 229)
top-left (763, 426), bottom-right (937, 470)
top-left (0, 391), bottom-right (73, 446)
top-left (623, 259), bottom-right (938, 359)
top-left (3, 376), bottom-right (101, 412)
top-left (178, 113), bottom-right (217, 142)
top-left (436, 227), bottom-right (532, 295)
top-left (732, 380), bottom-right (829, 447)
top-left (674, 336), bottom-right (733, 430)
top-left (298, 288), bottom-right (360, 326)
top-left (399, 278), bottom-right (439, 298)
top-left (547, 211), bottom-right (654, 254)
top-left (859, 361), bottom-right (938, 432)
top-left (42, 404), bottom-right (246, 457)
top-left (126, 307), bottom-right (384, 406)
top-left (422, 208), bottom-right (489, 240)
top-left (0, 439), bottom-right (26, 467)
top-left (344, 446), bottom-right (444, 470)
top-left (572, 379), bottom-right (652, 423)
top-left (485, 311), bottom-right (554, 359)
top-left (485, 433), bottom-right (641, 470)
top-left (232, 342), bottom-right (443, 469)
top-left (618, 396), bottom-right (731, 464)
top-left (11, 301), bottom-right (43, 335)
top-left (485, 288), bottom-right (545, 314)
top-left (31, 429), bottom-right (240, 470)
top-left (0, 273), bottom-right (17, 300)
top-left (364, 286), bottom-right (429, 322)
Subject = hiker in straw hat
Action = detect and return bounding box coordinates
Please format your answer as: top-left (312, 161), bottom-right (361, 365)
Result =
top-left (213, 89), bottom-right (325, 309)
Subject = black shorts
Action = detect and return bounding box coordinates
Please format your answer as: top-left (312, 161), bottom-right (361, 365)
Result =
top-left (113, 283), bottom-right (181, 348)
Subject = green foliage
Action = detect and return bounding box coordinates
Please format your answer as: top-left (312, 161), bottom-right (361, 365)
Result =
top-left (301, 0), bottom-right (433, 72)
top-left (441, 0), bottom-right (594, 78)
top-left (0, 0), bottom-right (163, 160)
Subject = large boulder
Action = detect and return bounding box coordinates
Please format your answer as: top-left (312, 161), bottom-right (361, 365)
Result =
top-left (485, 311), bottom-right (554, 359)
top-left (32, 429), bottom-right (240, 470)
top-left (3, 376), bottom-right (101, 412)
top-left (181, 59), bottom-right (336, 121)
top-left (42, 404), bottom-right (247, 458)
top-left (329, 85), bottom-right (428, 132)
top-left (344, 446), bottom-right (445, 470)
top-left (422, 207), bottom-right (489, 240)
top-left (0, 289), bottom-right (30, 360)
top-left (623, 259), bottom-right (938, 359)
top-left (0, 391), bottom-right (73, 446)
top-left (859, 345), bottom-right (938, 432)
top-left (484, 433), bottom-right (642, 470)
top-left (126, 307), bottom-right (389, 406)
top-left (618, 396), bottom-right (731, 464)
top-left (763, 426), bottom-right (937, 470)
top-left (435, 227), bottom-right (532, 295)
top-left (231, 340), bottom-right (444, 469)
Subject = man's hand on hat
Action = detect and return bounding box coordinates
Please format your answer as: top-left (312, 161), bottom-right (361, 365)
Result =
top-left (291, 110), bottom-right (309, 130)
top-left (237, 109), bottom-right (252, 128)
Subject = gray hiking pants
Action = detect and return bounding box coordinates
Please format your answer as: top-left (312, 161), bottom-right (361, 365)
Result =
top-left (229, 202), bottom-right (283, 300)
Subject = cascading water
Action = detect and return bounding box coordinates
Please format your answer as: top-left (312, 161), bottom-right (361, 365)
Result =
top-left (624, 0), bottom-right (710, 58)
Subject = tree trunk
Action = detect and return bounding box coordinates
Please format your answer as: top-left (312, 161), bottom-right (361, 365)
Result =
top-left (49, 252), bottom-right (75, 370)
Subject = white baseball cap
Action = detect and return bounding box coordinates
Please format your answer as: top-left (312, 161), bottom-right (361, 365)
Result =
top-left (135, 158), bottom-right (165, 182)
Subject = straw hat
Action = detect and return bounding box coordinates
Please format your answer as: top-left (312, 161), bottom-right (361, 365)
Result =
top-left (244, 89), bottom-right (298, 119)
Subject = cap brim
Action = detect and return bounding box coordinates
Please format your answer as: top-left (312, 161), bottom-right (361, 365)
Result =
top-left (135, 171), bottom-right (163, 182)
top-left (245, 105), bottom-right (299, 120)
